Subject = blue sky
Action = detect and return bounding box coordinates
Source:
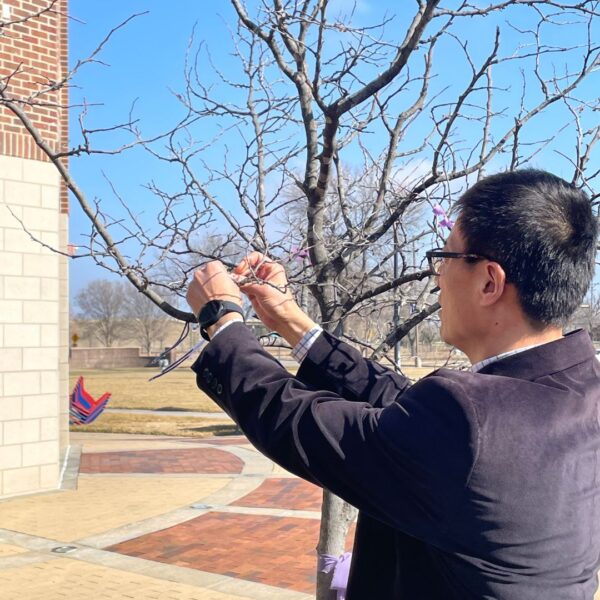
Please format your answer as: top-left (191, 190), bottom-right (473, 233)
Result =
top-left (67, 2), bottom-right (370, 298)
top-left (67, 1), bottom-right (599, 302)
top-left (68, 1), bottom-right (229, 297)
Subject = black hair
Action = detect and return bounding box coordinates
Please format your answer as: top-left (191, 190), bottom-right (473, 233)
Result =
top-left (456, 169), bottom-right (597, 327)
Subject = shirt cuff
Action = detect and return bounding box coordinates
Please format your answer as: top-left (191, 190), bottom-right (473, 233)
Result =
top-left (209, 317), bottom-right (244, 340)
top-left (291, 325), bottom-right (323, 364)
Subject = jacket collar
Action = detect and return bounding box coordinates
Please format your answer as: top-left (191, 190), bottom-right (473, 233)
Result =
top-left (477, 329), bottom-right (595, 380)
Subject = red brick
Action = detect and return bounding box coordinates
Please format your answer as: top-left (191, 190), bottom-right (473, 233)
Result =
top-left (109, 512), bottom-right (356, 594)
top-left (79, 448), bottom-right (244, 475)
top-left (233, 478), bottom-right (323, 511)
top-left (0, 0), bottom-right (68, 190)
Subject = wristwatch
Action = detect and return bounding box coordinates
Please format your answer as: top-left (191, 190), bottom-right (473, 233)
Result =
top-left (197, 300), bottom-right (245, 341)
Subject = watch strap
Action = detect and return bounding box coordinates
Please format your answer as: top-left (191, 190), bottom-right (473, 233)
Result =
top-left (197, 300), bottom-right (245, 341)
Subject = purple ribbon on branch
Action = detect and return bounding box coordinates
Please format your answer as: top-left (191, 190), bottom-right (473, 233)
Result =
top-left (318, 552), bottom-right (352, 600)
top-left (433, 204), bottom-right (454, 230)
top-left (290, 246), bottom-right (310, 262)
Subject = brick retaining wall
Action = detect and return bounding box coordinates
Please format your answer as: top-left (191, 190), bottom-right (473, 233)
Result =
top-left (70, 347), bottom-right (151, 370)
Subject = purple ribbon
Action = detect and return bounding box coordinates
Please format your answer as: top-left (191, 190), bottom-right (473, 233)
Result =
top-left (432, 204), bottom-right (454, 230)
top-left (318, 551), bottom-right (352, 600)
top-left (290, 246), bottom-right (310, 262)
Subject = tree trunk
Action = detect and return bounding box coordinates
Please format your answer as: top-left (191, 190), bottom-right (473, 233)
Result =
top-left (316, 489), bottom-right (358, 600)
top-left (312, 316), bottom-right (358, 597)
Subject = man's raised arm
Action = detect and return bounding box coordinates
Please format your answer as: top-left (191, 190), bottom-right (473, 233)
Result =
top-left (232, 253), bottom-right (411, 406)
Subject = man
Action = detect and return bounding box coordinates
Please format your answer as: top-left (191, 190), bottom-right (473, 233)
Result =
top-left (186, 170), bottom-right (600, 599)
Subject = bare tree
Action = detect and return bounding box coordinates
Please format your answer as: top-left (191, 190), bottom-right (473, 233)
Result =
top-left (122, 286), bottom-right (172, 354)
top-left (3, 1), bottom-right (600, 597)
top-left (74, 279), bottom-right (126, 347)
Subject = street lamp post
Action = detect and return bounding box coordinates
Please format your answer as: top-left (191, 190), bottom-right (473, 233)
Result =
top-left (393, 223), bottom-right (401, 370)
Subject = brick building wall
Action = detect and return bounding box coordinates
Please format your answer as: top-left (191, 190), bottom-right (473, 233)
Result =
top-left (0, 0), bottom-right (69, 498)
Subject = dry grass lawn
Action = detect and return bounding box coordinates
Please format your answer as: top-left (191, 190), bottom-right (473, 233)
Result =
top-left (69, 365), bottom-right (433, 413)
top-left (68, 364), bottom-right (437, 437)
top-left (69, 367), bottom-right (220, 412)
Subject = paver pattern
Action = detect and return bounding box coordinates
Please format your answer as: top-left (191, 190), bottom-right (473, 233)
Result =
top-left (109, 512), bottom-right (355, 594)
top-left (0, 558), bottom-right (257, 600)
top-left (80, 448), bottom-right (243, 474)
top-left (0, 542), bottom-right (28, 557)
top-left (2, 431), bottom-right (600, 599)
top-left (0, 432), bottom-right (352, 599)
top-left (232, 478), bottom-right (322, 511)
top-left (0, 475), bottom-right (231, 542)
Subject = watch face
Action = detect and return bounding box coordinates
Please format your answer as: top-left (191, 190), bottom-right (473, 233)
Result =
top-left (198, 300), bottom-right (243, 336)
top-left (199, 300), bottom-right (224, 323)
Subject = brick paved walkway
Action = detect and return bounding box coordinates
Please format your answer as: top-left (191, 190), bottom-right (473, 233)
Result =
top-left (102, 446), bottom-right (355, 594)
top-left (3, 434), bottom-right (600, 600)
top-left (0, 558), bottom-right (260, 600)
top-left (0, 432), bottom-right (357, 600)
top-left (80, 448), bottom-right (244, 474)
top-left (232, 478), bottom-right (322, 511)
top-left (109, 513), bottom-right (332, 593)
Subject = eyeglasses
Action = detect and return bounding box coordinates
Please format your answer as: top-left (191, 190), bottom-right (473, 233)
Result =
top-left (425, 249), bottom-right (492, 276)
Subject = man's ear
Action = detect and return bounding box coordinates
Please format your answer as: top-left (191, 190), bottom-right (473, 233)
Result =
top-left (480, 262), bottom-right (506, 307)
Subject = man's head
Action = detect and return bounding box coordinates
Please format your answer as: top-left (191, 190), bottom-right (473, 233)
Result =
top-left (436, 169), bottom-right (597, 356)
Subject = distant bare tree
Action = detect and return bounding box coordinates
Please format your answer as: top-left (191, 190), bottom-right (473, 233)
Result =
top-left (74, 279), bottom-right (125, 347)
top-left (122, 286), bottom-right (172, 353)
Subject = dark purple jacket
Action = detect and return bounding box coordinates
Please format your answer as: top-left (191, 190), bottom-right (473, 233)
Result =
top-left (191, 323), bottom-right (600, 599)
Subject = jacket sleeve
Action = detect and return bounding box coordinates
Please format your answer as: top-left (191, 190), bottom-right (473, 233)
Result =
top-left (191, 322), bottom-right (478, 544)
top-left (296, 329), bottom-right (412, 407)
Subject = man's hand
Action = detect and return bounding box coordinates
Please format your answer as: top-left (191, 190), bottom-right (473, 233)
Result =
top-left (233, 252), bottom-right (316, 347)
top-left (186, 261), bottom-right (242, 318)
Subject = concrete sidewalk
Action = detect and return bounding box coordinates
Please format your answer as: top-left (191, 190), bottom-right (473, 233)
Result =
top-left (0, 432), bottom-right (351, 599)
top-left (104, 407), bottom-right (230, 419)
